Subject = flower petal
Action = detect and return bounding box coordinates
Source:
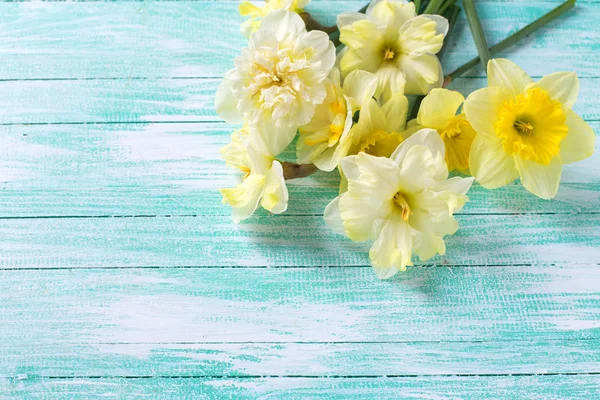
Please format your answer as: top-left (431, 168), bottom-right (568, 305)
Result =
top-left (469, 134), bottom-right (518, 189)
top-left (419, 14), bottom-right (449, 37)
top-left (374, 64), bottom-right (407, 103)
top-left (417, 88), bottom-right (464, 129)
top-left (515, 156), bottom-right (562, 200)
top-left (351, 98), bottom-right (388, 146)
top-left (220, 174), bottom-right (265, 223)
top-left (343, 70), bottom-right (378, 107)
top-left (324, 196), bottom-right (347, 236)
top-left (464, 86), bottom-right (512, 137)
top-left (260, 9), bottom-right (306, 40)
top-left (337, 12), bottom-right (369, 29)
top-left (391, 128), bottom-right (445, 166)
top-left (560, 110), bottom-right (596, 164)
top-left (535, 71), bottom-right (579, 111)
top-left (398, 53), bottom-right (441, 95)
top-left (215, 71), bottom-right (243, 124)
top-left (399, 15), bottom-right (445, 56)
top-left (381, 94), bottom-right (409, 132)
top-left (369, 213), bottom-right (413, 277)
top-left (249, 121), bottom-right (297, 156)
top-left (487, 58), bottom-right (532, 97)
top-left (261, 160), bottom-right (289, 214)
top-left (340, 19), bottom-right (383, 50)
top-left (369, 0), bottom-right (416, 31)
top-left (300, 30), bottom-right (336, 73)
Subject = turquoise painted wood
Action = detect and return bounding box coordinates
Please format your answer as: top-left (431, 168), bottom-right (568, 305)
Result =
top-left (0, 0), bottom-right (599, 398)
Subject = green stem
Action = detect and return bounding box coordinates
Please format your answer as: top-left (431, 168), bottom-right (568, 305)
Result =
top-left (438, 0), bottom-right (458, 16)
top-left (408, 5), bottom-right (461, 120)
top-left (414, 0), bottom-right (422, 14)
top-left (423, 0), bottom-right (445, 14)
top-left (463, 0), bottom-right (491, 71)
top-left (445, 0), bottom-right (576, 84)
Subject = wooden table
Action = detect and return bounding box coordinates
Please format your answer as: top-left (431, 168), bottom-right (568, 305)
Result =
top-left (1, 1), bottom-right (599, 398)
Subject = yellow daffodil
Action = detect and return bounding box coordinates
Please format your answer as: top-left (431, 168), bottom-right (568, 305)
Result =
top-left (220, 127), bottom-right (288, 223)
top-left (337, 0), bottom-right (448, 100)
top-left (239, 0), bottom-right (310, 38)
top-left (408, 88), bottom-right (477, 172)
top-left (216, 10), bottom-right (335, 155)
top-left (350, 93), bottom-right (409, 158)
top-left (297, 68), bottom-right (378, 171)
top-left (464, 58), bottom-right (596, 199)
top-left (325, 129), bottom-right (474, 279)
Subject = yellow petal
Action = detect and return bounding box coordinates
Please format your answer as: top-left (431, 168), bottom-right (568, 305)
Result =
top-left (351, 98), bottom-right (388, 146)
top-left (220, 174), bottom-right (265, 223)
top-left (382, 94), bottom-right (409, 132)
top-left (398, 15), bottom-right (445, 56)
top-left (369, 213), bottom-right (413, 277)
top-left (340, 48), bottom-right (382, 78)
top-left (469, 134), bottom-right (519, 189)
top-left (464, 86), bottom-right (512, 137)
top-left (398, 53), bottom-right (441, 95)
top-left (487, 58), bottom-right (532, 97)
top-left (391, 128), bottom-right (445, 167)
top-left (260, 9), bottom-right (306, 40)
top-left (343, 70), bottom-right (378, 107)
top-left (560, 110), bottom-right (596, 164)
top-left (239, 2), bottom-right (262, 17)
top-left (374, 64), bottom-right (407, 103)
top-left (337, 12), bottom-right (368, 29)
top-left (368, 0), bottom-right (416, 31)
top-left (515, 156), bottom-right (562, 199)
top-left (417, 88), bottom-right (464, 129)
top-left (535, 71), bottom-right (579, 111)
top-left (340, 19), bottom-right (383, 49)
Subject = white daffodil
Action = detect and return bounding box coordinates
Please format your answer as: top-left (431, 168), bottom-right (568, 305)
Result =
top-left (220, 127), bottom-right (288, 223)
top-left (464, 58), bottom-right (596, 199)
top-left (297, 68), bottom-right (378, 171)
top-left (337, 0), bottom-right (448, 100)
top-left (239, 0), bottom-right (310, 38)
top-left (325, 129), bottom-right (474, 279)
top-left (216, 10), bottom-right (336, 156)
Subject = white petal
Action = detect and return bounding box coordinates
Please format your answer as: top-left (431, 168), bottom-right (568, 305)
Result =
top-left (337, 12), bottom-right (369, 29)
top-left (469, 134), bottom-right (518, 189)
top-left (260, 9), bottom-right (306, 40)
top-left (535, 71), bottom-right (579, 110)
top-left (399, 15), bottom-right (445, 56)
top-left (487, 58), bottom-right (532, 97)
top-left (324, 196), bottom-right (347, 236)
top-left (369, 214), bottom-right (413, 276)
top-left (215, 71), bottom-right (243, 124)
top-left (221, 174), bottom-right (265, 223)
top-left (249, 122), bottom-right (297, 157)
top-left (343, 70), bottom-right (378, 107)
top-left (340, 155), bottom-right (361, 181)
top-left (419, 14), bottom-right (449, 36)
top-left (261, 160), bottom-right (289, 214)
top-left (561, 110), bottom-right (596, 164)
top-left (391, 128), bottom-right (444, 166)
top-left (417, 88), bottom-right (464, 129)
top-left (381, 94), bottom-right (409, 133)
top-left (515, 156), bottom-right (562, 200)
top-left (301, 30), bottom-right (336, 73)
top-left (398, 53), bottom-right (442, 95)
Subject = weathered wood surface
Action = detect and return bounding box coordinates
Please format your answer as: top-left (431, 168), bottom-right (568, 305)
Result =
top-left (1, 0), bottom-right (599, 398)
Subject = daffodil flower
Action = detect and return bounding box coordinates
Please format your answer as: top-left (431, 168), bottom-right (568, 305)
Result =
top-left (220, 127), bottom-right (288, 223)
top-left (350, 93), bottom-right (409, 158)
top-left (464, 58), bottom-right (596, 199)
top-left (337, 0), bottom-right (448, 100)
top-left (325, 129), bottom-right (474, 279)
top-left (239, 0), bottom-right (310, 38)
top-left (297, 68), bottom-right (378, 171)
top-left (408, 88), bottom-right (477, 172)
top-left (216, 10), bottom-right (336, 156)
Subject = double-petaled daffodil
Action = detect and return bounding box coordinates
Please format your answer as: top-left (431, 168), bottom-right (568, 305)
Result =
top-left (297, 68), bottom-right (378, 171)
top-left (408, 88), bottom-right (477, 172)
top-left (464, 58), bottom-right (596, 199)
top-left (325, 129), bottom-right (474, 279)
top-left (220, 127), bottom-right (288, 223)
top-left (216, 10), bottom-right (336, 155)
top-left (239, 0), bottom-right (310, 38)
top-left (337, 0), bottom-right (448, 100)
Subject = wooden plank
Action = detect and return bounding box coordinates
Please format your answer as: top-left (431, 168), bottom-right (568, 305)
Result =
top-left (1, 266), bottom-right (599, 344)
top-left (1, 340), bottom-right (600, 378)
top-left (0, 1), bottom-right (598, 79)
top-left (1, 213), bottom-right (600, 268)
top-left (1, 122), bottom-right (599, 217)
top-left (1, 77), bottom-right (599, 124)
top-left (2, 375), bottom-right (599, 399)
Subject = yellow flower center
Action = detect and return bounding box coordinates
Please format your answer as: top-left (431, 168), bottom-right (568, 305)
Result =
top-left (383, 48), bottom-right (395, 60)
top-left (393, 192), bottom-right (411, 222)
top-left (494, 87), bottom-right (568, 165)
top-left (358, 130), bottom-right (404, 158)
top-left (240, 166), bottom-right (251, 179)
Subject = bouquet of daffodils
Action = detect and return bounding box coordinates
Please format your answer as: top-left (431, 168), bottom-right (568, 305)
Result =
top-left (216, 0), bottom-right (594, 279)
